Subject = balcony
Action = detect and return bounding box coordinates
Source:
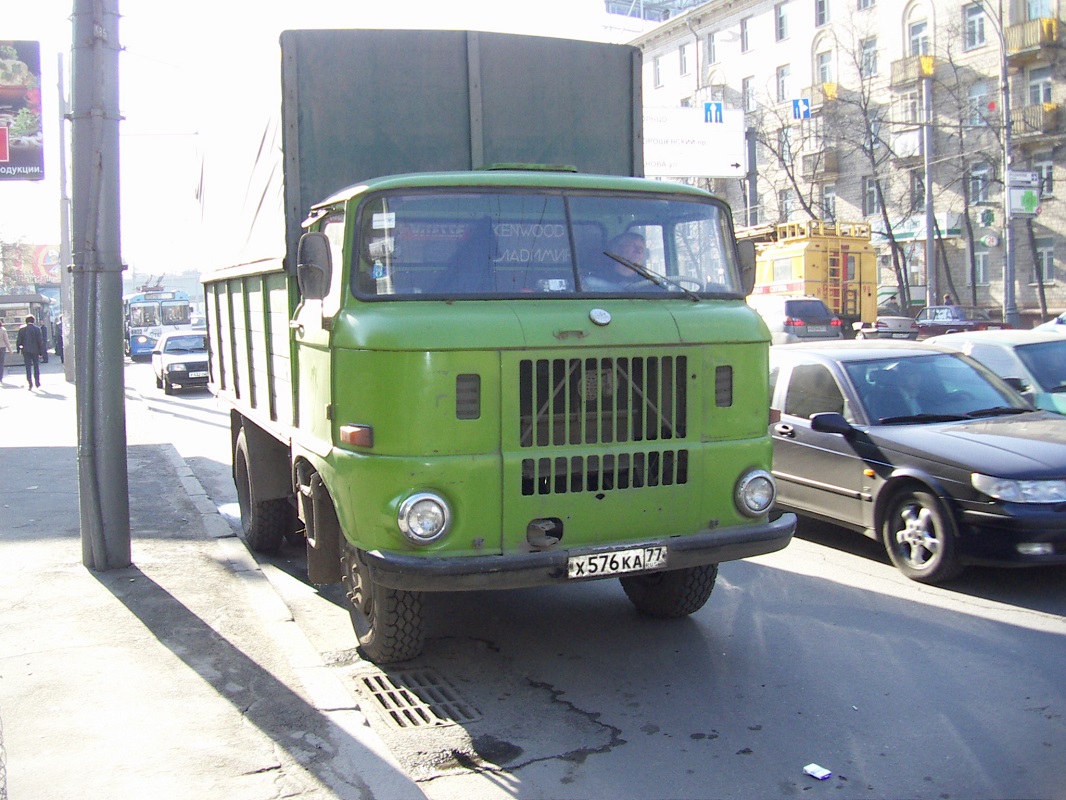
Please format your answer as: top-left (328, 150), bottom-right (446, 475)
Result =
top-left (1012, 102), bottom-right (1059, 137)
top-left (802, 82), bottom-right (838, 108)
top-left (890, 55), bottom-right (935, 87)
top-left (891, 127), bottom-right (924, 161)
top-left (800, 148), bottom-right (840, 179)
top-left (1006, 18), bottom-right (1060, 63)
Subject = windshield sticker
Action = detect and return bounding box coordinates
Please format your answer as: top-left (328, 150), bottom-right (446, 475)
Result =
top-left (372, 212), bottom-right (396, 229)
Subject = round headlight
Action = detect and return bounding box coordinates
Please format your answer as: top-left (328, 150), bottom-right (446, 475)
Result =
top-left (397, 493), bottom-right (451, 544)
top-left (735, 469), bottom-right (776, 517)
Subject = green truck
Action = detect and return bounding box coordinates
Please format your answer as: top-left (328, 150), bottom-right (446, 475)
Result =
top-left (204, 29), bottom-right (795, 663)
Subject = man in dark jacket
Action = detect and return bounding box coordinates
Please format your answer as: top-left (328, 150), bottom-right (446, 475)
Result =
top-left (16, 315), bottom-right (45, 390)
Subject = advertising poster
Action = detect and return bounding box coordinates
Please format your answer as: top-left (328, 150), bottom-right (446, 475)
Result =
top-left (0, 40), bottom-right (43, 181)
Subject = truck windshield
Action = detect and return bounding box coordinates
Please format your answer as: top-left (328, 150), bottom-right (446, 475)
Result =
top-left (352, 190), bottom-right (742, 299)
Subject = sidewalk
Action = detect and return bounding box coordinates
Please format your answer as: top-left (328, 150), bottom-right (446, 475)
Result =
top-left (0, 360), bottom-right (424, 799)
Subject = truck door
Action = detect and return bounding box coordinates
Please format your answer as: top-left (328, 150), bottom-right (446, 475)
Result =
top-left (292, 214), bottom-right (345, 456)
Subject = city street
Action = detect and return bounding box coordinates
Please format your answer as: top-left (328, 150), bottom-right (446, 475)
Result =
top-left (123, 359), bottom-right (1066, 800)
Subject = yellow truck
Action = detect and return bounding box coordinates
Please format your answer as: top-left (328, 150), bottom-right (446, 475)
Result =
top-left (743, 220), bottom-right (877, 335)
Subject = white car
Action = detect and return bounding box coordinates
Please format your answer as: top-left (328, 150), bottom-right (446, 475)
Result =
top-left (151, 330), bottom-right (209, 395)
top-left (1033, 312), bottom-right (1066, 333)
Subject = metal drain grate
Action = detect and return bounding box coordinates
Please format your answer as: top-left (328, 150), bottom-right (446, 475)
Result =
top-left (361, 669), bottom-right (481, 729)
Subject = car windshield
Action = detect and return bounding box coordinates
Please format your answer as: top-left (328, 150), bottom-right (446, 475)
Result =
top-left (164, 335), bottom-right (207, 353)
top-left (352, 189), bottom-right (742, 299)
top-left (843, 353), bottom-right (1029, 424)
top-left (1016, 340), bottom-right (1066, 392)
top-left (785, 300), bottom-right (832, 319)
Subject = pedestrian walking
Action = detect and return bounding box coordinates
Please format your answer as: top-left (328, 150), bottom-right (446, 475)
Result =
top-left (0, 324), bottom-right (11, 383)
top-left (39, 320), bottom-right (50, 363)
top-left (16, 315), bottom-right (46, 390)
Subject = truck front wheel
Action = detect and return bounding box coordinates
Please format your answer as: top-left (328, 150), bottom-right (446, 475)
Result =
top-left (342, 541), bottom-right (424, 664)
top-left (234, 428), bottom-right (288, 553)
top-left (619, 564), bottom-right (718, 618)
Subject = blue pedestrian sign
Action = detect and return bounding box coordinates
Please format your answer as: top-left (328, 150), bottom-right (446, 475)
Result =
top-left (792, 98), bottom-right (811, 120)
top-left (704, 102), bottom-right (724, 123)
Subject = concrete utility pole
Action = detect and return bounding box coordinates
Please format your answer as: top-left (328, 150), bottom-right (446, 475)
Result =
top-left (922, 67), bottom-right (936, 306)
top-left (71, 0), bottom-right (130, 570)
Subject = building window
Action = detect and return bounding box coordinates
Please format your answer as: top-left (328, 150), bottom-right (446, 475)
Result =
top-left (816, 0), bottom-right (830, 26)
top-left (822, 184), bottom-right (837, 220)
top-left (857, 0), bottom-right (874, 9)
top-left (860, 37), bottom-right (878, 78)
top-left (776, 64), bottom-right (791, 103)
top-left (1034, 152), bottom-right (1054, 196)
top-left (776, 3), bottom-right (789, 40)
top-left (1029, 65), bottom-right (1053, 104)
top-left (778, 126), bottom-right (793, 154)
top-left (741, 17), bottom-right (751, 52)
top-left (911, 170), bottom-right (926, 212)
top-left (1035, 237), bottom-right (1056, 283)
top-left (968, 81), bottom-right (991, 126)
top-left (779, 189), bottom-right (797, 221)
top-left (653, 56), bottom-right (662, 88)
top-left (742, 76), bottom-right (756, 111)
top-left (1027, 0), bottom-right (1053, 19)
top-left (899, 89), bottom-right (921, 124)
top-left (969, 163), bottom-right (990, 204)
top-left (865, 107), bottom-right (884, 149)
top-left (973, 248), bottom-right (990, 284)
top-left (909, 20), bottom-right (930, 56)
top-left (706, 32), bottom-right (717, 64)
top-left (863, 176), bottom-right (881, 216)
top-left (964, 4), bottom-right (986, 49)
top-left (679, 44), bottom-right (689, 75)
top-left (816, 50), bottom-right (833, 84)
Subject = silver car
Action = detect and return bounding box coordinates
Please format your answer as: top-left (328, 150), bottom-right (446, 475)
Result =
top-left (747, 295), bottom-right (843, 345)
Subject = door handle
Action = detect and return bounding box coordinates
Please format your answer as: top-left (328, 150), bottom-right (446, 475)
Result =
top-left (773, 423), bottom-right (795, 438)
top-left (289, 320), bottom-right (304, 334)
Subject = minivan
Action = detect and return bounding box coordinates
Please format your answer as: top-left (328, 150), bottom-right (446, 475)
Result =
top-left (747, 295), bottom-right (843, 345)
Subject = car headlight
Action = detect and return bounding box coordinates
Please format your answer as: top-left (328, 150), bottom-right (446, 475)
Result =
top-left (972, 473), bottom-right (1066, 503)
top-left (135, 335), bottom-right (149, 344)
top-left (735, 469), bottom-right (776, 517)
top-left (397, 492), bottom-right (451, 544)
top-left (167, 363), bottom-right (187, 372)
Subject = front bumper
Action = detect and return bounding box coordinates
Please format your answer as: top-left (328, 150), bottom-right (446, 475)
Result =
top-left (958, 505), bottom-right (1066, 566)
top-left (363, 512), bottom-right (797, 591)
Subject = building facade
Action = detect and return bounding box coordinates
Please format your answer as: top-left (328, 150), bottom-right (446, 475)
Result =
top-left (631, 0), bottom-right (1064, 322)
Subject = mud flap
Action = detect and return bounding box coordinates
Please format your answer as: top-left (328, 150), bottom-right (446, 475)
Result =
top-left (300, 471), bottom-right (343, 585)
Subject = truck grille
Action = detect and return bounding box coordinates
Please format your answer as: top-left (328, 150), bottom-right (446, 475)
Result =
top-left (521, 450), bottom-right (689, 496)
top-left (518, 356), bottom-right (688, 447)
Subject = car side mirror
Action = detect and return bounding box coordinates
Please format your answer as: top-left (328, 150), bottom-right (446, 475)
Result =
top-left (810, 411), bottom-right (855, 438)
top-left (737, 240), bottom-right (756, 295)
top-left (1002, 376), bottom-right (1028, 393)
top-left (296, 231), bottom-right (332, 300)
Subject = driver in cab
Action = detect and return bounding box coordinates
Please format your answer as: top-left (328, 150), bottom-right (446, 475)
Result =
top-left (584, 232), bottom-right (649, 291)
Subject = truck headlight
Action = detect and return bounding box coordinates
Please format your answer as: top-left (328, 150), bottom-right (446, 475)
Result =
top-left (735, 469), bottom-right (776, 517)
top-left (397, 492), bottom-right (451, 544)
top-left (972, 473), bottom-right (1066, 503)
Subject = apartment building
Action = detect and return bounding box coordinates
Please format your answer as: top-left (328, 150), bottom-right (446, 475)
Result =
top-left (630, 0), bottom-right (1064, 322)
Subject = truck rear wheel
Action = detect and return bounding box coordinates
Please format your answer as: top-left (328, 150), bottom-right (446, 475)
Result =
top-left (234, 428), bottom-right (288, 553)
top-left (620, 564), bottom-right (718, 618)
top-left (342, 541), bottom-right (424, 664)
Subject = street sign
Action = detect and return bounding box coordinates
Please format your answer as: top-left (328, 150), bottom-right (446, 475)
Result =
top-left (792, 98), bottom-right (811, 120)
top-left (704, 102), bottom-right (724, 123)
top-left (1008, 169), bottom-right (1040, 188)
top-left (644, 106), bottom-right (745, 178)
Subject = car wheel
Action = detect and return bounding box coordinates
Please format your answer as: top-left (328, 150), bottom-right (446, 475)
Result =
top-left (233, 428), bottom-right (288, 553)
top-left (882, 488), bottom-right (962, 584)
top-left (163, 377), bottom-right (174, 395)
top-left (342, 539), bottom-right (424, 663)
top-left (155, 374), bottom-right (163, 389)
top-left (619, 564), bottom-right (718, 618)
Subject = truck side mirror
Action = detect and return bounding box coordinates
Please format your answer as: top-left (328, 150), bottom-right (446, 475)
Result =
top-left (737, 240), bottom-right (756, 295)
top-left (296, 231), bottom-right (332, 300)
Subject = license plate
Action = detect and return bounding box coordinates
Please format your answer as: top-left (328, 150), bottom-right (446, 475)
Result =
top-left (567, 546), bottom-right (667, 579)
top-left (890, 332), bottom-right (910, 339)
top-left (806, 325), bottom-right (828, 333)
top-left (189, 371), bottom-right (208, 378)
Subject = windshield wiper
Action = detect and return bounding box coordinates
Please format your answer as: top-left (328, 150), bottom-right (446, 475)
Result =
top-left (1048, 384), bottom-right (1066, 393)
top-left (878, 413), bottom-right (970, 425)
top-left (965, 406), bottom-right (1030, 418)
top-left (603, 251), bottom-right (701, 302)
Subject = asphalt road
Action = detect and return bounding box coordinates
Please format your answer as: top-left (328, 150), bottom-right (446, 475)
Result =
top-left (124, 360), bottom-right (1066, 800)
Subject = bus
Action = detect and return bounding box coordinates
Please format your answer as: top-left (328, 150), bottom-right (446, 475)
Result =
top-left (123, 289), bottom-right (193, 360)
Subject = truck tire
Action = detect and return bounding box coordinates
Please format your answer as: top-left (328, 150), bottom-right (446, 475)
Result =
top-left (342, 540), bottom-right (424, 664)
top-left (619, 564), bottom-right (718, 618)
top-left (234, 427), bottom-right (287, 553)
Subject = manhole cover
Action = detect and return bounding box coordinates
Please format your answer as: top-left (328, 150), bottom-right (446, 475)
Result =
top-left (361, 668), bottom-right (481, 729)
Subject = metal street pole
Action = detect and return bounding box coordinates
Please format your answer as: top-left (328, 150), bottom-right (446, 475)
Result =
top-left (71, 0), bottom-right (130, 570)
top-left (923, 69), bottom-right (936, 306)
top-left (996, 0), bottom-right (1020, 326)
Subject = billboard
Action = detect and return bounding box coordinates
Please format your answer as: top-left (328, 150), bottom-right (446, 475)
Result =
top-left (0, 40), bottom-right (43, 181)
